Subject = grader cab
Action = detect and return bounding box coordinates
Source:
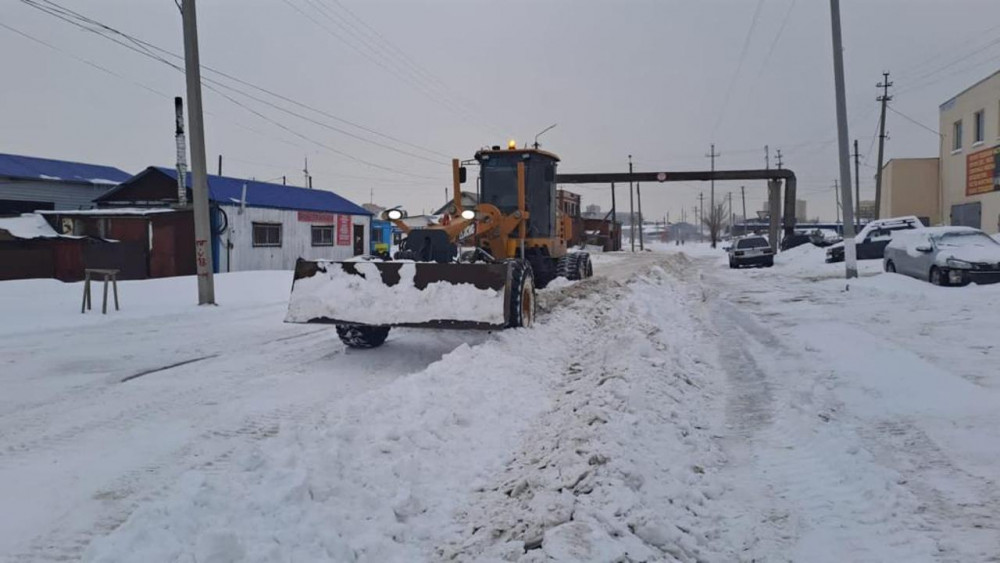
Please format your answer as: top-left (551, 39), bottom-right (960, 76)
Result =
top-left (285, 143), bottom-right (593, 348)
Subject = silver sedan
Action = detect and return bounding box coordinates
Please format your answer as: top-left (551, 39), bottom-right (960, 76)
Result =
top-left (883, 227), bottom-right (1000, 286)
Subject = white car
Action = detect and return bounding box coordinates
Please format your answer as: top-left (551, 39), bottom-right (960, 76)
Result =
top-left (728, 235), bottom-right (773, 268)
top-left (883, 226), bottom-right (1000, 286)
top-left (825, 216), bottom-right (924, 263)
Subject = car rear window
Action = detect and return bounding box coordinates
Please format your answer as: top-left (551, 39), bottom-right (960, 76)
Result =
top-left (737, 237), bottom-right (768, 249)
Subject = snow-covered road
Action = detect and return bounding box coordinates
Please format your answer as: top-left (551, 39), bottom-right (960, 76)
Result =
top-left (1, 247), bottom-right (997, 562)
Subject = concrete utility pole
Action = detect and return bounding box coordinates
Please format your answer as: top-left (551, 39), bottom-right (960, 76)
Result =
top-left (775, 149), bottom-right (784, 169)
top-left (741, 185), bottom-right (747, 236)
top-left (834, 179), bottom-right (841, 224)
top-left (637, 181), bottom-right (645, 250)
top-left (628, 155), bottom-right (635, 252)
top-left (698, 193), bottom-right (704, 238)
top-left (181, 0), bottom-right (215, 304)
top-left (829, 0), bottom-right (858, 278)
top-left (874, 71), bottom-right (893, 219)
top-left (173, 97), bottom-right (188, 207)
top-left (852, 139), bottom-right (861, 225)
top-left (727, 192), bottom-right (733, 233)
top-left (765, 145), bottom-right (770, 170)
top-left (610, 182), bottom-right (617, 233)
top-left (706, 144), bottom-right (720, 247)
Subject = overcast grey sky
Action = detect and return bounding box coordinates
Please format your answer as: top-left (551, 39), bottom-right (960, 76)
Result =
top-left (3, 0), bottom-right (1000, 222)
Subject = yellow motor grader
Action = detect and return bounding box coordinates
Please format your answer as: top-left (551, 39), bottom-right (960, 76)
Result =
top-left (285, 142), bottom-right (593, 348)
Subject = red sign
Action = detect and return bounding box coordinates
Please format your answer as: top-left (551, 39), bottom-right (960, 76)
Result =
top-left (336, 214), bottom-right (352, 245)
top-left (966, 145), bottom-right (1000, 196)
top-left (298, 211), bottom-right (336, 223)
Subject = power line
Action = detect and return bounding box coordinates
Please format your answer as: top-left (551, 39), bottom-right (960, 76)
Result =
top-left (887, 105), bottom-right (940, 138)
top-left (17, 0), bottom-right (447, 179)
top-left (755, 0), bottom-right (796, 76)
top-left (712, 0), bottom-right (765, 138)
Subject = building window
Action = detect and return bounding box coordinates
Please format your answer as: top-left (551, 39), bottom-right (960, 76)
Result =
top-left (953, 120), bottom-right (963, 151)
top-left (974, 110), bottom-right (985, 144)
top-left (311, 225), bottom-right (334, 246)
top-left (252, 222), bottom-right (281, 247)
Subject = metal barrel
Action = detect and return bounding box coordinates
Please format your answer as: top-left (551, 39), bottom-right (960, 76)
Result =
top-left (285, 259), bottom-right (511, 329)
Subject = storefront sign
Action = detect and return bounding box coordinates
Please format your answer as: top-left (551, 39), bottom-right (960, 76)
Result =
top-left (966, 145), bottom-right (1000, 196)
top-left (336, 214), bottom-right (352, 245)
top-left (297, 211), bottom-right (336, 223)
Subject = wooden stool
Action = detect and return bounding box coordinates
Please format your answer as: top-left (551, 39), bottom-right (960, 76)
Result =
top-left (82, 269), bottom-right (120, 314)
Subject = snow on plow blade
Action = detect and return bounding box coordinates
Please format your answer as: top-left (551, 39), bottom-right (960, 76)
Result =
top-left (285, 259), bottom-right (510, 329)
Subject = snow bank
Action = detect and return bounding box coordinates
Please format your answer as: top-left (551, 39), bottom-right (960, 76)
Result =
top-left (0, 271), bottom-right (294, 337)
top-left (83, 259), bottom-right (734, 562)
top-left (285, 261), bottom-right (506, 325)
top-left (0, 213), bottom-right (64, 239)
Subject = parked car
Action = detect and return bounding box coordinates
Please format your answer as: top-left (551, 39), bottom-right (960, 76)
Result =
top-left (809, 228), bottom-right (842, 247)
top-left (780, 231), bottom-right (812, 251)
top-left (826, 216), bottom-right (924, 263)
top-left (884, 227), bottom-right (1000, 286)
top-left (729, 235), bottom-right (773, 268)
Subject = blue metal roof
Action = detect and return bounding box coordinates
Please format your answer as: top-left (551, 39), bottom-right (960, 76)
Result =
top-left (153, 167), bottom-right (370, 215)
top-left (0, 153), bottom-right (132, 185)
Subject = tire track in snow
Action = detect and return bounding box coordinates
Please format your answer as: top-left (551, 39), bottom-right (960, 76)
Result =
top-left (698, 256), bottom-right (960, 562)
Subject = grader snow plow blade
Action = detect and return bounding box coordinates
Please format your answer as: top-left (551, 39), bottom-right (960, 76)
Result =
top-left (284, 259), bottom-right (511, 329)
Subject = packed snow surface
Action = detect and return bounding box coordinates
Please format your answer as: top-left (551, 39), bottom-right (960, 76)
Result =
top-left (1, 245), bottom-right (997, 562)
top-left (285, 261), bottom-right (506, 325)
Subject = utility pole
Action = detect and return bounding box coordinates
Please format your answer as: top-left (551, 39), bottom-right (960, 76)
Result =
top-left (706, 144), bottom-right (720, 247)
top-left (852, 139), bottom-right (861, 226)
top-left (834, 179), bottom-right (841, 224)
top-left (637, 181), bottom-right (645, 250)
top-left (698, 193), bottom-right (704, 239)
top-left (181, 0), bottom-right (215, 304)
top-left (303, 157), bottom-right (310, 188)
top-left (775, 149), bottom-right (784, 169)
top-left (765, 145), bottom-right (770, 170)
top-left (628, 155), bottom-right (635, 252)
top-left (741, 185), bottom-right (747, 236)
top-left (610, 182), bottom-right (617, 234)
top-left (874, 71), bottom-right (893, 220)
top-left (173, 97), bottom-right (188, 207)
top-left (217, 154), bottom-right (222, 176)
top-left (727, 192), bottom-right (733, 233)
top-left (829, 0), bottom-right (858, 279)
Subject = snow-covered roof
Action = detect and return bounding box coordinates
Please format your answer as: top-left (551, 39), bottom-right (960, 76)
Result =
top-left (0, 213), bottom-right (64, 240)
top-left (0, 153), bottom-right (131, 186)
top-left (39, 208), bottom-right (176, 216)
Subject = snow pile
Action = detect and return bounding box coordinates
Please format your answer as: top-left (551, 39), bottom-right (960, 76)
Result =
top-left (83, 260), bottom-right (733, 562)
top-left (441, 266), bottom-right (728, 562)
top-left (0, 213), bottom-right (64, 239)
top-left (285, 261), bottom-right (506, 326)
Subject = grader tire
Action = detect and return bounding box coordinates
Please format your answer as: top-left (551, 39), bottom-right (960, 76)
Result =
top-left (336, 324), bottom-right (391, 349)
top-left (506, 260), bottom-right (536, 329)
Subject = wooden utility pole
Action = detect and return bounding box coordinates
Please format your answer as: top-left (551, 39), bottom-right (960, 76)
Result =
top-left (705, 144), bottom-right (720, 247)
top-left (181, 0), bottom-right (215, 304)
top-left (874, 71), bottom-right (893, 219)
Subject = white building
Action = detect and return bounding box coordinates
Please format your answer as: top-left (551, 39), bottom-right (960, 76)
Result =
top-left (97, 167), bottom-right (371, 272)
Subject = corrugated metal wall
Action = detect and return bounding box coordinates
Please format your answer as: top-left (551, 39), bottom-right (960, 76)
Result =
top-left (218, 205), bottom-right (369, 271)
top-left (0, 178), bottom-right (113, 211)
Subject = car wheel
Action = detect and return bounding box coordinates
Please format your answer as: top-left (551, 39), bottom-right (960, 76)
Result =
top-left (885, 260), bottom-right (896, 273)
top-left (929, 266), bottom-right (947, 286)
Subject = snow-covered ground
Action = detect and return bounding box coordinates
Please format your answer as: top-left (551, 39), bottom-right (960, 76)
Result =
top-left (1, 246), bottom-right (997, 562)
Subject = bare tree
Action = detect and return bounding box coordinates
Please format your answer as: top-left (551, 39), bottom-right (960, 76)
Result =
top-left (702, 203), bottom-right (726, 247)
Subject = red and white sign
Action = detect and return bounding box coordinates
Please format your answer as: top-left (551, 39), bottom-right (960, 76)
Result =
top-left (336, 214), bottom-right (352, 245)
top-left (297, 211), bottom-right (336, 223)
